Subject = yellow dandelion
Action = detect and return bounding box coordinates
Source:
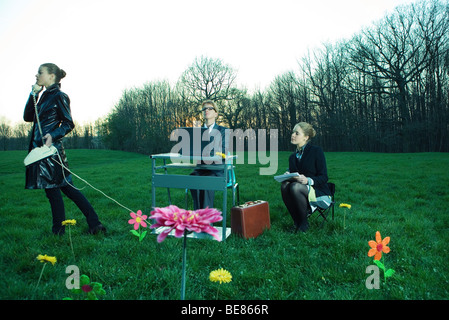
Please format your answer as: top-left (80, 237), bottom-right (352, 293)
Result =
top-left (35, 254), bottom-right (57, 291)
top-left (62, 219), bottom-right (77, 226)
top-left (215, 152), bottom-right (226, 159)
top-left (339, 203), bottom-right (351, 209)
top-left (36, 254), bottom-right (57, 266)
top-left (209, 268), bottom-right (232, 284)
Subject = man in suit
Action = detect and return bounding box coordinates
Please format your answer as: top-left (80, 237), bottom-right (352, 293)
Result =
top-left (190, 100), bottom-right (228, 210)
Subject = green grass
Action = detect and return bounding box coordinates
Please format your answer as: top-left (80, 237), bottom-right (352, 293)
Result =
top-left (1, 149), bottom-right (448, 300)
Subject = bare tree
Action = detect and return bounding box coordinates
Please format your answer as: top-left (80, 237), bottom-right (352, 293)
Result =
top-left (178, 56), bottom-right (238, 103)
top-left (0, 119), bottom-right (12, 151)
top-left (267, 71), bottom-right (302, 150)
top-left (346, 0), bottom-right (449, 151)
top-left (220, 87), bottom-right (248, 129)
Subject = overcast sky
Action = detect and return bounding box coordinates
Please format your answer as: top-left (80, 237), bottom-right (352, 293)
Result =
top-left (0, 0), bottom-right (418, 125)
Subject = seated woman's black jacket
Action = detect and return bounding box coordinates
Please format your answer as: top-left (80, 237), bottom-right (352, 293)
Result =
top-left (288, 143), bottom-right (331, 197)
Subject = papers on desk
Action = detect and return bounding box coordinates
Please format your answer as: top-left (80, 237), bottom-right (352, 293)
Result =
top-left (156, 152), bottom-right (223, 163)
top-left (164, 153), bottom-right (183, 158)
top-left (274, 172), bottom-right (299, 182)
top-left (151, 226), bottom-right (231, 240)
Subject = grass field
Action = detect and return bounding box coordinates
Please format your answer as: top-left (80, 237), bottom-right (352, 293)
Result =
top-left (1, 149), bottom-right (448, 300)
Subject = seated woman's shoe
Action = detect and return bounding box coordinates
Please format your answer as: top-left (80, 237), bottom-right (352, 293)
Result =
top-left (291, 220), bottom-right (309, 233)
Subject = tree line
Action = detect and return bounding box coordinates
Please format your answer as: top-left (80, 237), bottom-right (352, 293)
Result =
top-left (2, 0), bottom-right (448, 153)
top-left (0, 120), bottom-right (104, 151)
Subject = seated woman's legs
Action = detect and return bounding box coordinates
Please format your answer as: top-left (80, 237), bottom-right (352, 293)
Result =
top-left (281, 181), bottom-right (309, 232)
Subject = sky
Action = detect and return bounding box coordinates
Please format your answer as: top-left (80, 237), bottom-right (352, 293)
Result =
top-left (0, 0), bottom-right (419, 125)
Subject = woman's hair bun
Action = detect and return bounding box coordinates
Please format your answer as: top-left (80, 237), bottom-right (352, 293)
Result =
top-left (60, 69), bottom-right (67, 79)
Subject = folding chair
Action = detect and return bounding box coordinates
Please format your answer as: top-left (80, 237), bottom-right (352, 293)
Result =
top-left (308, 182), bottom-right (335, 226)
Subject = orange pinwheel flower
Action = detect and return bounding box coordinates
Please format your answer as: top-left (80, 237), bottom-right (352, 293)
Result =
top-left (368, 231), bottom-right (390, 260)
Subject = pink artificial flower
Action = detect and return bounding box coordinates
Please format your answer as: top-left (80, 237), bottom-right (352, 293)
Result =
top-left (149, 205), bottom-right (223, 242)
top-left (82, 285), bottom-right (92, 293)
top-left (128, 210), bottom-right (148, 230)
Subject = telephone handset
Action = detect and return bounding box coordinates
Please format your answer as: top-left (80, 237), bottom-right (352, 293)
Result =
top-left (24, 82), bottom-right (57, 166)
top-left (32, 83), bottom-right (43, 95)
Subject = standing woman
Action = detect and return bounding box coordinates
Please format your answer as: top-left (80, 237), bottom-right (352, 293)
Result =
top-left (281, 122), bottom-right (331, 232)
top-left (24, 63), bottom-right (106, 235)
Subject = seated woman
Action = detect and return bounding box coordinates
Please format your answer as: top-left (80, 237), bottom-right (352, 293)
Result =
top-left (281, 122), bottom-right (332, 232)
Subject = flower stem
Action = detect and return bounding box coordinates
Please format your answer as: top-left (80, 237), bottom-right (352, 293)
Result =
top-left (181, 231), bottom-right (187, 300)
top-left (68, 226), bottom-right (75, 261)
top-left (35, 263), bottom-right (47, 291)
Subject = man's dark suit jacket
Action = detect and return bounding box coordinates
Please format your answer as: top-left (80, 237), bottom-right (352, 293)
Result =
top-left (190, 123), bottom-right (228, 210)
top-left (208, 123), bottom-right (228, 158)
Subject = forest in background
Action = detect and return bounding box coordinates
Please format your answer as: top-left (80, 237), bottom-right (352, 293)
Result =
top-left (2, 0), bottom-right (448, 153)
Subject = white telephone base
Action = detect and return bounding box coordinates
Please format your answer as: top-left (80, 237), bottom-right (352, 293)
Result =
top-left (24, 145), bottom-right (57, 166)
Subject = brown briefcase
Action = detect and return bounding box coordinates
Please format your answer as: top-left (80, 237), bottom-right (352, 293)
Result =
top-left (231, 200), bottom-right (270, 239)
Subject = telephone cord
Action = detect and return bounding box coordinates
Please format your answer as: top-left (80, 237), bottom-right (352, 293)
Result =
top-left (32, 92), bottom-right (135, 214)
top-left (52, 150), bottom-right (134, 213)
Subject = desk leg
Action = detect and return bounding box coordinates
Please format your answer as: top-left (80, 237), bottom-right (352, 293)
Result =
top-left (151, 158), bottom-right (156, 210)
top-left (164, 159), bottom-right (171, 205)
top-left (222, 167), bottom-right (228, 242)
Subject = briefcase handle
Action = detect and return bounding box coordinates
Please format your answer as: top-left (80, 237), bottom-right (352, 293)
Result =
top-left (238, 200), bottom-right (265, 208)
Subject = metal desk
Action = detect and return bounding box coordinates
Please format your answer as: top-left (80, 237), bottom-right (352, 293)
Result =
top-left (150, 153), bottom-right (235, 241)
